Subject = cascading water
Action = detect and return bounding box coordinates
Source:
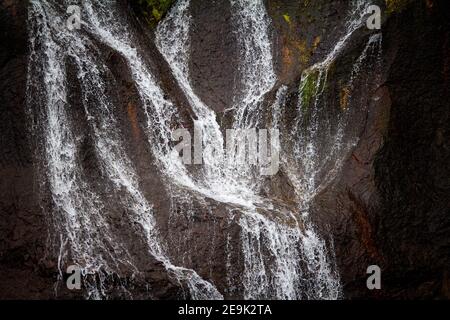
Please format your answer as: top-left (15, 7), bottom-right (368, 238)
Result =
top-left (155, 0), bottom-right (258, 206)
top-left (286, 0), bottom-right (383, 207)
top-left (25, 0), bottom-right (381, 300)
top-left (27, 0), bottom-right (221, 300)
top-left (155, 0), bottom-right (341, 299)
top-left (27, 1), bottom-right (132, 298)
top-left (230, 0), bottom-right (277, 128)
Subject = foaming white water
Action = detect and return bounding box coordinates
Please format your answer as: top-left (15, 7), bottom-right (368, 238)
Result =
top-left (237, 0), bottom-right (381, 300)
top-left (227, 0), bottom-right (341, 299)
top-left (226, 0), bottom-right (280, 195)
top-left (81, 3), bottom-right (186, 183)
top-left (155, 2), bottom-right (310, 299)
top-left (238, 211), bottom-right (300, 299)
top-left (269, 5), bottom-right (383, 300)
top-left (155, 0), bottom-right (261, 206)
top-left (83, 1), bottom-right (223, 299)
top-left (27, 0), bottom-right (364, 300)
top-left (153, 0), bottom-right (341, 300)
top-left (28, 0), bottom-right (222, 299)
top-left (155, 0), bottom-right (223, 174)
top-left (237, 208), bottom-right (341, 299)
top-left (27, 1), bottom-right (138, 298)
top-left (300, 225), bottom-right (341, 299)
top-left (347, 33), bottom-right (383, 90)
top-left (231, 0), bottom-right (277, 128)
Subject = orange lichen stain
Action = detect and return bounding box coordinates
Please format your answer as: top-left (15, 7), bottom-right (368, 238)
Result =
top-left (340, 86), bottom-right (351, 111)
top-left (385, 0), bottom-right (410, 14)
top-left (295, 39), bottom-right (310, 66)
top-left (348, 191), bottom-right (384, 262)
top-left (280, 42), bottom-right (295, 81)
top-left (127, 102), bottom-right (140, 140)
top-left (279, 27), bottom-right (315, 77)
top-left (312, 36), bottom-right (321, 52)
top-left (282, 45), bottom-right (293, 67)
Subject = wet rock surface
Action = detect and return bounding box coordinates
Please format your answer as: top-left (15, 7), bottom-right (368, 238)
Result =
top-left (0, 0), bottom-right (449, 299)
top-left (190, 0), bottom-right (238, 115)
top-left (307, 0), bottom-right (450, 299)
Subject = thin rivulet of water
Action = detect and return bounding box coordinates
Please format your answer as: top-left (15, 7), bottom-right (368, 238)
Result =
top-left (287, 0), bottom-right (383, 208)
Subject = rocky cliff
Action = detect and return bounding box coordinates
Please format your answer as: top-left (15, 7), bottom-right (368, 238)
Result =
top-left (0, 0), bottom-right (449, 299)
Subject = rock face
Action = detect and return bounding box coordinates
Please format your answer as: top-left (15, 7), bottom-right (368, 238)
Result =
top-left (190, 0), bottom-right (238, 115)
top-left (0, 0), bottom-right (46, 299)
top-left (372, 1), bottom-right (450, 298)
top-left (305, 0), bottom-right (450, 299)
top-left (0, 0), bottom-right (449, 299)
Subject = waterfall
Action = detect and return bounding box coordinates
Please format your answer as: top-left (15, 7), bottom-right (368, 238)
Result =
top-left (230, 0), bottom-right (277, 128)
top-left (154, 0), bottom-right (341, 299)
top-left (155, 0), bottom-right (259, 207)
top-left (286, 0), bottom-right (381, 208)
top-left (25, 0), bottom-right (374, 300)
top-left (27, 1), bottom-right (130, 298)
top-left (227, 0), bottom-right (340, 299)
top-left (27, 0), bottom-right (222, 300)
top-left (155, 0), bottom-right (225, 184)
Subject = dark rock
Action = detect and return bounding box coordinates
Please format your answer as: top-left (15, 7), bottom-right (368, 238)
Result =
top-left (0, 0), bottom-right (449, 300)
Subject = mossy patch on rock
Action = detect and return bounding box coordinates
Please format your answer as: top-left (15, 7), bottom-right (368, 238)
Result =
top-left (385, 0), bottom-right (411, 14)
top-left (131, 0), bottom-right (174, 27)
top-left (299, 68), bottom-right (325, 111)
top-left (282, 13), bottom-right (291, 25)
top-left (340, 86), bottom-right (351, 111)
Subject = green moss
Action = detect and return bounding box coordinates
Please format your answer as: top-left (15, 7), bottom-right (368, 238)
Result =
top-left (385, 0), bottom-right (411, 14)
top-left (282, 13), bottom-right (291, 24)
top-left (133, 0), bottom-right (174, 27)
top-left (299, 69), bottom-right (320, 111)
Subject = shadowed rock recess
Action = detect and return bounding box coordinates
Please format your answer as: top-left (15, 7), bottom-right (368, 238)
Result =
top-left (0, 0), bottom-right (448, 299)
